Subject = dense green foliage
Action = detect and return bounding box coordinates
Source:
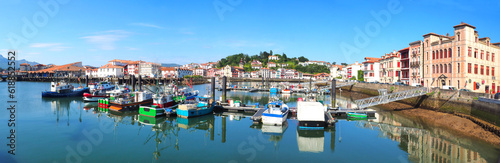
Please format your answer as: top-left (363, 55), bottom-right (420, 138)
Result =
top-left (295, 64), bottom-right (330, 74)
top-left (357, 70), bottom-right (364, 82)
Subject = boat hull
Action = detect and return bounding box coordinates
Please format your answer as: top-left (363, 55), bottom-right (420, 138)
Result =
top-left (108, 99), bottom-right (153, 112)
top-left (177, 102), bottom-right (214, 118)
top-left (42, 87), bottom-right (89, 98)
top-left (262, 111), bottom-right (288, 126)
top-left (298, 121), bottom-right (326, 130)
top-left (139, 106), bottom-right (166, 117)
top-left (347, 112), bottom-right (367, 118)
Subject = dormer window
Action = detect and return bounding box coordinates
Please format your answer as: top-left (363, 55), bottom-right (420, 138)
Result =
top-left (475, 36), bottom-right (478, 43)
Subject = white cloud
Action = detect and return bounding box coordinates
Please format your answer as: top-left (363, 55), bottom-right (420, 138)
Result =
top-left (81, 30), bottom-right (131, 50)
top-left (29, 43), bottom-right (71, 51)
top-left (130, 23), bottom-right (164, 29)
top-left (127, 47), bottom-right (139, 50)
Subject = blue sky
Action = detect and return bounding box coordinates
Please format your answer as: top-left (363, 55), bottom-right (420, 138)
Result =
top-left (1, 0), bottom-right (500, 67)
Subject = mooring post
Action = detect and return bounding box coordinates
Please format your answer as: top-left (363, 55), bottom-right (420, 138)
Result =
top-left (332, 79), bottom-right (336, 108)
top-left (138, 75), bottom-right (142, 91)
top-left (211, 77), bottom-right (215, 102)
top-left (131, 75), bottom-right (136, 91)
top-left (85, 75), bottom-right (89, 87)
top-left (222, 76), bottom-right (227, 102)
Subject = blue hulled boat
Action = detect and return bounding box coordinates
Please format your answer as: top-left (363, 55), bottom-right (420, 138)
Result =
top-left (42, 81), bottom-right (89, 98)
top-left (176, 95), bottom-right (214, 118)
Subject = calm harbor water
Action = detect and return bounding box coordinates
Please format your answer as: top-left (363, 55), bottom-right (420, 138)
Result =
top-left (1, 81), bottom-right (499, 163)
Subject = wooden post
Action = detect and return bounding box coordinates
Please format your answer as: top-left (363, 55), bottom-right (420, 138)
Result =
top-left (309, 77), bottom-right (312, 91)
top-left (85, 75), bottom-right (89, 87)
top-left (211, 77), bottom-right (215, 102)
top-left (131, 75), bottom-right (136, 91)
top-left (138, 75), bottom-right (142, 91)
top-left (222, 76), bottom-right (227, 102)
top-left (332, 79), bottom-right (336, 108)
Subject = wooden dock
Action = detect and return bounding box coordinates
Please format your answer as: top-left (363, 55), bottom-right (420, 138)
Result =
top-left (250, 108), bottom-right (266, 123)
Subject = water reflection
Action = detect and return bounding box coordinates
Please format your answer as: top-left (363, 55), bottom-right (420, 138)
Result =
top-left (356, 112), bottom-right (498, 163)
top-left (42, 97), bottom-right (84, 126)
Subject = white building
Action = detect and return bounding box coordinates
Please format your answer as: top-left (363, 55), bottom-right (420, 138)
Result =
top-left (362, 57), bottom-right (381, 82)
top-left (97, 64), bottom-right (124, 77)
top-left (329, 65), bottom-right (343, 79)
top-left (176, 67), bottom-right (193, 78)
top-left (268, 55), bottom-right (279, 60)
top-left (346, 61), bottom-right (363, 80)
top-left (194, 68), bottom-right (207, 77)
top-left (139, 62), bottom-right (161, 78)
top-left (260, 68), bottom-right (270, 78)
top-left (162, 67), bottom-right (176, 78)
top-left (251, 71), bottom-right (259, 78)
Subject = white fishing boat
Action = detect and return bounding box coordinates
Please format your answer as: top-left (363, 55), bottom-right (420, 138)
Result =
top-left (297, 101), bottom-right (327, 129)
top-left (262, 101), bottom-right (289, 125)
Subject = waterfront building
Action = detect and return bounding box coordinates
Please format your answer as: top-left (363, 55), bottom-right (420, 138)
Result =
top-left (27, 62), bottom-right (86, 77)
top-left (207, 68), bottom-right (220, 77)
top-left (313, 73), bottom-right (330, 80)
top-left (329, 65), bottom-right (343, 79)
top-left (175, 67), bottom-right (193, 78)
top-left (20, 63), bottom-right (32, 71)
top-left (379, 50), bottom-right (401, 84)
top-left (139, 62), bottom-right (161, 77)
top-left (362, 57), bottom-right (381, 82)
top-left (251, 71), bottom-right (259, 78)
top-left (409, 40), bottom-right (424, 86)
top-left (268, 55), bottom-right (279, 60)
top-left (260, 68), bottom-right (270, 78)
top-left (400, 48), bottom-right (410, 85)
top-left (161, 67), bottom-right (175, 78)
top-left (346, 61), bottom-right (362, 80)
top-left (422, 22), bottom-right (499, 93)
top-left (98, 64), bottom-right (124, 77)
top-left (299, 61), bottom-right (329, 67)
top-left (85, 68), bottom-right (98, 78)
top-left (194, 68), bottom-right (207, 77)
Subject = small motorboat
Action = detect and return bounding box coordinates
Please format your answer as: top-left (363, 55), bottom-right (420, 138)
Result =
top-left (347, 112), bottom-right (368, 118)
top-left (42, 81), bottom-right (89, 98)
top-left (261, 101), bottom-right (289, 125)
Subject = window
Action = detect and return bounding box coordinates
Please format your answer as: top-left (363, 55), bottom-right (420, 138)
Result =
top-left (474, 64), bottom-right (478, 74)
top-left (487, 52), bottom-right (490, 61)
top-left (433, 65), bottom-right (435, 73)
top-left (493, 67), bottom-right (495, 76)
top-left (432, 51), bottom-right (435, 59)
top-left (468, 47), bottom-right (472, 57)
top-left (397, 62), bottom-right (400, 67)
top-left (474, 49), bottom-right (478, 58)
top-left (493, 53), bottom-right (495, 62)
top-left (458, 47), bottom-right (461, 57)
top-left (444, 64), bottom-right (447, 73)
top-left (370, 65), bottom-right (373, 70)
top-left (487, 66), bottom-right (490, 76)
top-left (481, 65), bottom-right (484, 75)
top-left (468, 63), bottom-right (471, 73)
top-left (444, 49), bottom-right (448, 58)
top-left (449, 48), bottom-right (452, 57)
top-left (440, 64), bottom-right (443, 73)
top-left (449, 64), bottom-right (452, 73)
top-left (458, 63), bottom-right (460, 73)
top-left (475, 36), bottom-right (478, 42)
top-left (481, 50), bottom-right (484, 60)
top-left (440, 50), bottom-right (443, 58)
top-left (457, 34), bottom-right (461, 41)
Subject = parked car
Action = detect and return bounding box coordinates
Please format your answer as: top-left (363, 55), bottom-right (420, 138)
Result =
top-left (459, 89), bottom-right (472, 92)
top-left (442, 86), bottom-right (457, 90)
top-left (495, 92), bottom-right (500, 99)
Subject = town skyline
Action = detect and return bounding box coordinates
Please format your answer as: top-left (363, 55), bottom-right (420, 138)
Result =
top-left (2, 1), bottom-right (500, 67)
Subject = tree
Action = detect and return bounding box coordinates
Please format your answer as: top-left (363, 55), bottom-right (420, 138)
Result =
top-left (282, 53), bottom-right (288, 62)
top-left (341, 63), bottom-right (348, 66)
top-left (332, 62), bottom-right (336, 65)
top-left (270, 50), bottom-right (273, 56)
top-left (357, 70), bottom-right (364, 82)
top-left (298, 56), bottom-right (308, 62)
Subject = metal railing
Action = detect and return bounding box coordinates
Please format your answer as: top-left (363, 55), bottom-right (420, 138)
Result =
top-left (354, 87), bottom-right (428, 109)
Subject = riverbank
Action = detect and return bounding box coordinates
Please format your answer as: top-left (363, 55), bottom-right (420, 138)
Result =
top-left (338, 89), bottom-right (500, 146)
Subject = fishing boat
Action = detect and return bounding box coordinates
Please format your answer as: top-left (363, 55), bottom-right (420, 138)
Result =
top-left (297, 101), bottom-right (326, 130)
top-left (42, 81), bottom-right (89, 97)
top-left (83, 89), bottom-right (108, 102)
top-left (281, 89), bottom-right (291, 94)
top-left (347, 112), bottom-right (367, 118)
top-left (108, 91), bottom-right (153, 112)
top-left (176, 96), bottom-right (215, 118)
top-left (261, 101), bottom-right (289, 125)
top-left (139, 93), bottom-right (181, 117)
top-left (88, 81), bottom-right (115, 92)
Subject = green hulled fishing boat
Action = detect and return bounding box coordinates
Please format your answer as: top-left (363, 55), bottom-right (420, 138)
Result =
top-left (347, 112), bottom-right (367, 118)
